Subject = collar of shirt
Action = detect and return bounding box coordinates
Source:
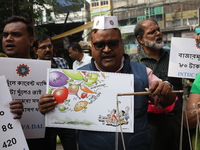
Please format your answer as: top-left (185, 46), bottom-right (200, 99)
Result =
top-left (94, 56), bottom-right (124, 73)
top-left (74, 55), bottom-right (85, 66)
top-left (137, 45), bottom-right (169, 61)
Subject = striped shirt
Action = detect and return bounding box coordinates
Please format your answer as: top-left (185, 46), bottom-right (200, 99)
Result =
top-left (131, 46), bottom-right (169, 81)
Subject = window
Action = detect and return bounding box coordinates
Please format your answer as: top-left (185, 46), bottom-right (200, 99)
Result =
top-left (101, 7), bottom-right (108, 12)
top-left (92, 0), bottom-right (99, 7)
top-left (146, 7), bottom-right (155, 16)
top-left (92, 8), bottom-right (99, 13)
top-left (137, 16), bottom-right (146, 22)
top-left (146, 7), bottom-right (163, 16)
top-left (101, 0), bottom-right (108, 6)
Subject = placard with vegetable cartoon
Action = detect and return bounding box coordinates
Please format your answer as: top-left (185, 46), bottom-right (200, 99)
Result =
top-left (45, 69), bottom-right (134, 133)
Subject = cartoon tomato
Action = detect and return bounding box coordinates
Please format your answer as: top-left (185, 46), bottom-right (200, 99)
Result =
top-left (81, 92), bottom-right (88, 99)
top-left (53, 87), bottom-right (68, 104)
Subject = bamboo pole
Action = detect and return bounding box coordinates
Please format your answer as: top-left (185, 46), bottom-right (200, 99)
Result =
top-left (117, 90), bottom-right (183, 96)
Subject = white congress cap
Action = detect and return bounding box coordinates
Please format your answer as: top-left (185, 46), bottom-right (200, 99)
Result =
top-left (93, 16), bottom-right (118, 29)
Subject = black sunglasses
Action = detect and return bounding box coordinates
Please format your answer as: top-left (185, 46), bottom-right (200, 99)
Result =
top-left (38, 44), bottom-right (53, 50)
top-left (92, 40), bottom-right (119, 51)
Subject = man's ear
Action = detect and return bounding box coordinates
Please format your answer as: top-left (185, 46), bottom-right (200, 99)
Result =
top-left (29, 37), bottom-right (34, 47)
top-left (33, 47), bottom-right (38, 54)
top-left (137, 35), bottom-right (144, 45)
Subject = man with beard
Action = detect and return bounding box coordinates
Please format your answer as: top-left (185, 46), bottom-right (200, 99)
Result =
top-left (33, 34), bottom-right (77, 150)
top-left (131, 20), bottom-right (189, 150)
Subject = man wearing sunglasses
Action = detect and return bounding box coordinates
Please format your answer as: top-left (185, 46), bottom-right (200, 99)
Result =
top-left (77, 16), bottom-right (177, 150)
top-left (33, 34), bottom-right (77, 150)
top-left (38, 16), bottom-right (176, 149)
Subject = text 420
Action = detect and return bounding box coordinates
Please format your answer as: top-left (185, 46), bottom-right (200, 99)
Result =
top-left (2, 138), bottom-right (17, 148)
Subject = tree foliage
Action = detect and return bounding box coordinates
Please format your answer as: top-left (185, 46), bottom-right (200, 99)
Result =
top-left (0, 0), bottom-right (86, 34)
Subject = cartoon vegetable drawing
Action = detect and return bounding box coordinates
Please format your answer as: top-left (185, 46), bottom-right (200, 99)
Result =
top-left (62, 70), bottom-right (85, 81)
top-left (81, 71), bottom-right (86, 75)
top-left (49, 71), bottom-right (68, 87)
top-left (58, 105), bottom-right (67, 111)
top-left (48, 88), bottom-right (54, 94)
top-left (74, 101), bottom-right (88, 111)
top-left (68, 84), bottom-right (80, 98)
top-left (85, 73), bottom-right (98, 85)
top-left (80, 85), bottom-right (95, 93)
top-left (81, 92), bottom-right (88, 99)
top-left (53, 87), bottom-right (68, 104)
top-left (101, 73), bottom-right (105, 78)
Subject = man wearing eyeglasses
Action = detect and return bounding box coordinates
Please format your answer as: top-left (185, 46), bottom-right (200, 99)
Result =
top-left (38, 16), bottom-right (176, 150)
top-left (33, 34), bottom-right (77, 150)
top-left (33, 34), bottom-right (69, 69)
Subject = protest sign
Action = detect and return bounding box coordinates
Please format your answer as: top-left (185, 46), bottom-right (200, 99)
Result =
top-left (0, 57), bottom-right (51, 139)
top-left (0, 75), bottom-right (29, 150)
top-left (45, 69), bottom-right (134, 133)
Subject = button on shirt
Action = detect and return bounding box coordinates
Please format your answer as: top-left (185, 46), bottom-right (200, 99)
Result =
top-left (73, 54), bottom-right (92, 70)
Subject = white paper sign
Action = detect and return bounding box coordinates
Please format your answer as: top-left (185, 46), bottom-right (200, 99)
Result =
top-left (168, 37), bottom-right (200, 79)
top-left (45, 69), bottom-right (134, 133)
top-left (0, 75), bottom-right (29, 150)
top-left (0, 57), bottom-right (51, 139)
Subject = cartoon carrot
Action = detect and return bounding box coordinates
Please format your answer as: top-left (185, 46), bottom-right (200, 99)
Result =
top-left (80, 85), bottom-right (95, 93)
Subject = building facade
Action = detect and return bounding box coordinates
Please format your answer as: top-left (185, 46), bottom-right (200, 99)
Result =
top-left (89, 0), bottom-right (200, 54)
top-left (90, 0), bottom-right (112, 20)
top-left (111, 0), bottom-right (200, 47)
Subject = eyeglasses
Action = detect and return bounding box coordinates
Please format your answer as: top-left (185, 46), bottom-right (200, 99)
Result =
top-left (92, 40), bottom-right (119, 51)
top-left (38, 44), bottom-right (53, 50)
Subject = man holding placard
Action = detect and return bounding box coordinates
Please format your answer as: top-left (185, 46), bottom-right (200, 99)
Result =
top-left (2, 15), bottom-right (27, 120)
top-left (38, 16), bottom-right (176, 150)
top-left (2, 15), bottom-right (47, 150)
top-left (33, 34), bottom-right (77, 150)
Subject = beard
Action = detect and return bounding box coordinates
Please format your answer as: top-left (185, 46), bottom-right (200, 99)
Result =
top-left (144, 37), bottom-right (164, 50)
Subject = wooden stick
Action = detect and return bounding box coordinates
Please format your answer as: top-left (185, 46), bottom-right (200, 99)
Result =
top-left (117, 90), bottom-right (183, 96)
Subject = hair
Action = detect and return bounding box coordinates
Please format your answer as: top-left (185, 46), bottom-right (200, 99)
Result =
top-left (134, 19), bottom-right (158, 39)
top-left (68, 42), bottom-right (82, 53)
top-left (33, 34), bottom-right (51, 48)
top-left (4, 16), bottom-right (34, 37)
top-left (91, 28), bottom-right (122, 40)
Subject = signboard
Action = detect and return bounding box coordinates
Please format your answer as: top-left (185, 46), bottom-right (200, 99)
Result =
top-left (45, 69), bottom-right (134, 133)
top-left (0, 75), bottom-right (29, 150)
top-left (124, 44), bottom-right (138, 55)
top-left (0, 57), bottom-right (51, 139)
top-left (119, 25), bottom-right (135, 34)
top-left (181, 31), bottom-right (196, 38)
top-left (168, 37), bottom-right (200, 79)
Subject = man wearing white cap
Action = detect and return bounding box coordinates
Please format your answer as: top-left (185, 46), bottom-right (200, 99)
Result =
top-left (38, 16), bottom-right (176, 150)
top-left (77, 16), bottom-right (177, 149)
